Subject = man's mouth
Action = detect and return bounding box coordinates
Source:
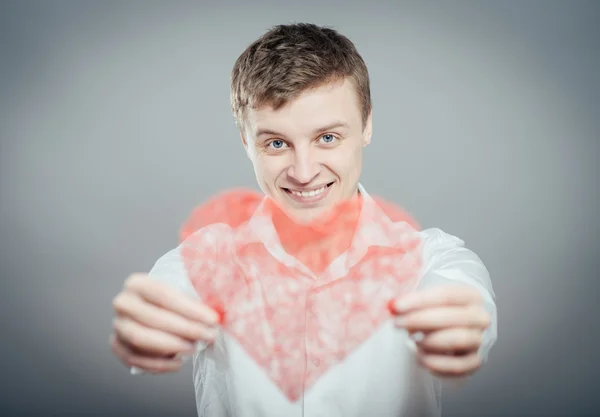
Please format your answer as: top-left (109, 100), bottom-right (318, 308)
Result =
top-left (282, 182), bottom-right (334, 203)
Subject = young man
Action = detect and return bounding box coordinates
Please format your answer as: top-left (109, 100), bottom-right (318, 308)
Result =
top-left (110, 23), bottom-right (497, 416)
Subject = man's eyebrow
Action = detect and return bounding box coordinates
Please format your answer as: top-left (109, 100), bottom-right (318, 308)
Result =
top-left (255, 122), bottom-right (350, 138)
top-left (312, 121), bottom-right (350, 135)
top-left (255, 128), bottom-right (285, 138)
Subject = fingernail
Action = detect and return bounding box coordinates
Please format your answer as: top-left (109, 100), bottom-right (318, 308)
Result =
top-left (411, 331), bottom-right (425, 342)
top-left (394, 317), bottom-right (405, 327)
top-left (389, 297), bottom-right (412, 313)
top-left (182, 343), bottom-right (195, 352)
top-left (205, 327), bottom-right (219, 340)
top-left (396, 298), bottom-right (412, 312)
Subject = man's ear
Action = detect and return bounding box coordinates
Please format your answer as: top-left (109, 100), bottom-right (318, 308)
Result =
top-left (363, 111), bottom-right (373, 147)
top-left (240, 132), bottom-right (251, 158)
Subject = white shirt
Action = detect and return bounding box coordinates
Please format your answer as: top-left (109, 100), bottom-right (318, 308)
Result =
top-left (133, 184), bottom-right (498, 417)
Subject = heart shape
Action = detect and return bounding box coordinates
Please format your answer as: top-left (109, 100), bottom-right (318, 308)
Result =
top-left (180, 190), bottom-right (422, 401)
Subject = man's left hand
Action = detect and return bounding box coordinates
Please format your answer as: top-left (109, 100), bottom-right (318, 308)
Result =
top-left (389, 285), bottom-right (490, 378)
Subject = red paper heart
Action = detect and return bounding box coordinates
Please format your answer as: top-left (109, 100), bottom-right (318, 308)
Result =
top-left (180, 190), bottom-right (422, 401)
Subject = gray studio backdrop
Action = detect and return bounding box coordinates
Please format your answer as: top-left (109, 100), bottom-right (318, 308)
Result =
top-left (1, 1), bottom-right (598, 416)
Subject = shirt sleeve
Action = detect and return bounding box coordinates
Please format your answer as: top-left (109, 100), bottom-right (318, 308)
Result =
top-left (417, 228), bottom-right (498, 362)
top-left (145, 246), bottom-right (200, 298)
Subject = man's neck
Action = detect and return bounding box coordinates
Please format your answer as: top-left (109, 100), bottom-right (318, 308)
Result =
top-left (269, 192), bottom-right (364, 274)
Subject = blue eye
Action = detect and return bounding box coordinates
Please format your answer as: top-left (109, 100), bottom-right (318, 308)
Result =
top-left (269, 140), bottom-right (286, 149)
top-left (320, 134), bottom-right (335, 144)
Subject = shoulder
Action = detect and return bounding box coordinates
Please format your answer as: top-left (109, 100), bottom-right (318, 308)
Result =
top-left (417, 227), bottom-right (492, 289)
top-left (418, 227), bottom-right (470, 264)
top-left (419, 228), bottom-right (472, 267)
top-left (372, 195), bottom-right (421, 231)
top-left (418, 227), bottom-right (466, 251)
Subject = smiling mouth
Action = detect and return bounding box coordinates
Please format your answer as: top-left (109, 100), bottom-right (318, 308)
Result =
top-left (282, 182), bottom-right (334, 201)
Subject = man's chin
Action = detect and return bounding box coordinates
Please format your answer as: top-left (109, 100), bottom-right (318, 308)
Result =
top-left (276, 201), bottom-right (330, 224)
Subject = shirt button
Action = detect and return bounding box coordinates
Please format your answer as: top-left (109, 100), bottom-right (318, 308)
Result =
top-left (311, 358), bottom-right (320, 366)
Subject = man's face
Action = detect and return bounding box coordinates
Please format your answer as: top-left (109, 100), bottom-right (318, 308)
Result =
top-left (241, 78), bottom-right (372, 223)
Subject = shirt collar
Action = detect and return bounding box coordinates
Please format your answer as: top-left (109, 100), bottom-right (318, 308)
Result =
top-left (234, 183), bottom-right (419, 281)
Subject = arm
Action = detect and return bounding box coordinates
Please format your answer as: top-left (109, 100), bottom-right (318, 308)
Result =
top-left (417, 228), bottom-right (498, 361)
top-left (389, 227), bottom-right (497, 381)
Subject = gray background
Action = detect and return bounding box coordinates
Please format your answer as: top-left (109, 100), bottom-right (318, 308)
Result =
top-left (1, 1), bottom-right (598, 416)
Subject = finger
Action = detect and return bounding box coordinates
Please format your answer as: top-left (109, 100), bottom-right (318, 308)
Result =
top-left (395, 305), bottom-right (490, 332)
top-left (416, 328), bottom-right (483, 354)
top-left (390, 285), bottom-right (483, 314)
top-left (113, 316), bottom-right (196, 356)
top-left (113, 292), bottom-right (218, 343)
top-left (110, 334), bottom-right (183, 373)
top-left (124, 274), bottom-right (220, 325)
top-left (416, 349), bottom-right (482, 378)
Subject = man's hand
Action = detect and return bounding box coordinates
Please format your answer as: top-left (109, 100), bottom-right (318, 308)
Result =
top-left (110, 274), bottom-right (221, 374)
top-left (390, 285), bottom-right (490, 378)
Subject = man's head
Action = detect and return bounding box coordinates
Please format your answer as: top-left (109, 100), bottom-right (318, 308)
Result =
top-left (230, 23), bottom-right (372, 222)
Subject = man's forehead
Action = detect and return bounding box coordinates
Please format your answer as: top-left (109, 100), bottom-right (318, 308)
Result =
top-left (245, 81), bottom-right (361, 138)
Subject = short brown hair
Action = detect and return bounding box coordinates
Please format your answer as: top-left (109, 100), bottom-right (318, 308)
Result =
top-left (230, 23), bottom-right (371, 130)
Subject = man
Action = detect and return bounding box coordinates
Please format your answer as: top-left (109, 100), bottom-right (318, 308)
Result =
top-left (110, 23), bottom-right (497, 416)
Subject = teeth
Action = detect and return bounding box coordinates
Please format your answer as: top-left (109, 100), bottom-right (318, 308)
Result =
top-left (290, 185), bottom-right (327, 198)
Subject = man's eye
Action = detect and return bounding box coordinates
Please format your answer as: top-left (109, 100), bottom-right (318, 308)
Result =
top-left (320, 134), bottom-right (336, 144)
top-left (269, 140), bottom-right (286, 149)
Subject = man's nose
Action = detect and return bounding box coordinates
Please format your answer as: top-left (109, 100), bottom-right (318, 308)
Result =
top-left (288, 148), bottom-right (319, 184)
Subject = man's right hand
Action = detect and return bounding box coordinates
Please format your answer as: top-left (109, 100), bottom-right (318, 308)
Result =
top-left (110, 273), bottom-right (220, 373)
